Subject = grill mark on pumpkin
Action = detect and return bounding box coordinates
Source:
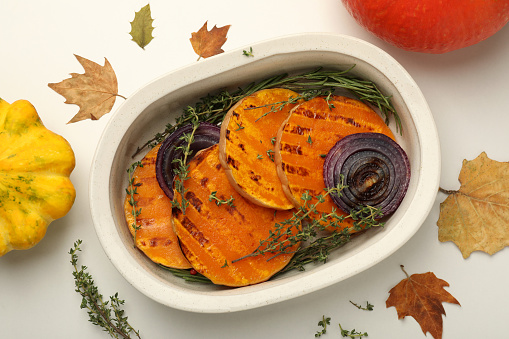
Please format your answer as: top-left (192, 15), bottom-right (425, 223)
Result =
top-left (193, 151), bottom-right (207, 166)
top-left (249, 171), bottom-right (261, 184)
top-left (181, 216), bottom-right (209, 246)
top-left (297, 108), bottom-right (326, 119)
top-left (238, 143), bottom-right (245, 151)
top-left (141, 156), bottom-right (157, 166)
top-left (288, 125), bottom-right (311, 135)
top-left (185, 191), bottom-right (203, 212)
top-left (146, 238), bottom-right (173, 247)
top-left (226, 155), bottom-right (239, 170)
top-left (172, 207), bottom-right (182, 218)
top-left (284, 163), bottom-right (310, 176)
top-left (200, 177), bottom-right (209, 187)
top-left (281, 142), bottom-right (302, 155)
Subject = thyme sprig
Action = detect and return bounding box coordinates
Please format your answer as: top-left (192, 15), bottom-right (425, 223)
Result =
top-left (315, 315), bottom-right (331, 337)
top-left (132, 67), bottom-right (400, 157)
top-left (125, 161), bottom-right (143, 246)
top-left (250, 89), bottom-right (330, 122)
top-left (232, 179), bottom-right (385, 267)
top-left (208, 191), bottom-right (235, 207)
top-left (350, 300), bottom-right (374, 311)
top-left (70, 240), bottom-right (141, 339)
top-left (339, 322), bottom-right (369, 338)
top-left (170, 112), bottom-right (200, 215)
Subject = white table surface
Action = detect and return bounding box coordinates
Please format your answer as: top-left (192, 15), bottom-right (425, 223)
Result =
top-left (1, 1), bottom-right (508, 338)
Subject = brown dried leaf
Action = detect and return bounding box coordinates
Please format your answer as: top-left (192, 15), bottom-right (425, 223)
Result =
top-left (437, 152), bottom-right (509, 258)
top-left (190, 21), bottom-right (231, 60)
top-left (48, 54), bottom-right (123, 123)
top-left (386, 266), bottom-right (460, 339)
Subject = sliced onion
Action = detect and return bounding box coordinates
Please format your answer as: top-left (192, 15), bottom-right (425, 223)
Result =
top-left (323, 133), bottom-right (410, 218)
top-left (156, 122), bottom-right (220, 199)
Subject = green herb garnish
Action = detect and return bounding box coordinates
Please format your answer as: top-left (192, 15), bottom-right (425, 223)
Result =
top-left (339, 322), bottom-right (368, 338)
top-left (70, 240), bottom-right (141, 339)
top-left (159, 266), bottom-right (212, 283)
top-left (350, 300), bottom-right (374, 311)
top-left (170, 113), bottom-right (200, 215)
top-left (209, 191), bottom-right (235, 207)
top-left (316, 315), bottom-right (331, 337)
top-left (125, 161), bottom-right (143, 246)
top-left (242, 47), bottom-right (254, 57)
top-left (232, 177), bottom-right (384, 270)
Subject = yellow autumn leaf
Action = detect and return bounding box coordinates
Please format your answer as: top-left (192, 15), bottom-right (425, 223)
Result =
top-left (437, 152), bottom-right (509, 258)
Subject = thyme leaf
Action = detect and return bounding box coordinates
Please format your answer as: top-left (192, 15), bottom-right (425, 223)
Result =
top-left (242, 47), bottom-right (254, 57)
top-left (70, 240), bottom-right (141, 339)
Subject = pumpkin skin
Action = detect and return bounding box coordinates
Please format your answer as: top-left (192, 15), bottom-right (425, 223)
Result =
top-left (341, 0), bottom-right (509, 53)
top-left (0, 99), bottom-right (76, 256)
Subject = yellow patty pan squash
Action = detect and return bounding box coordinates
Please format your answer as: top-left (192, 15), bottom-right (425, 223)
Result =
top-left (0, 99), bottom-right (76, 256)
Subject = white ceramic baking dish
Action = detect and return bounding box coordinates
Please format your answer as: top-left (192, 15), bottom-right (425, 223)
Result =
top-left (89, 32), bottom-right (440, 313)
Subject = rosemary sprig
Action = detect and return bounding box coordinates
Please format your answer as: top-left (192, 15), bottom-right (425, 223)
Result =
top-left (132, 67), bottom-right (401, 157)
top-left (70, 240), bottom-right (141, 339)
top-left (158, 265), bottom-right (212, 283)
top-left (125, 161), bottom-right (143, 246)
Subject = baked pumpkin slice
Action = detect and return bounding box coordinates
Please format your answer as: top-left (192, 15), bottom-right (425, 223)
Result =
top-left (172, 145), bottom-right (299, 287)
top-left (275, 95), bottom-right (395, 232)
top-left (123, 144), bottom-right (191, 269)
top-left (219, 88), bottom-right (300, 210)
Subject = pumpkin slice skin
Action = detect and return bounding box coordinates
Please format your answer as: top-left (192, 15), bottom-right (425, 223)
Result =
top-left (275, 96), bottom-right (395, 232)
top-left (123, 144), bottom-right (191, 269)
top-left (172, 145), bottom-right (299, 287)
top-left (219, 88), bottom-right (300, 210)
top-left (0, 99), bottom-right (75, 256)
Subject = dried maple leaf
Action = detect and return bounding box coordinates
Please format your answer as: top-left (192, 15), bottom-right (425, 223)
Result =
top-left (129, 4), bottom-right (155, 49)
top-left (386, 266), bottom-right (460, 339)
top-left (48, 55), bottom-right (124, 123)
top-left (190, 21), bottom-right (231, 60)
top-left (437, 152), bottom-right (509, 258)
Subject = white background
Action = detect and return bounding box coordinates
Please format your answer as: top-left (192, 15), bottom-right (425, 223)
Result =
top-left (1, 1), bottom-right (508, 338)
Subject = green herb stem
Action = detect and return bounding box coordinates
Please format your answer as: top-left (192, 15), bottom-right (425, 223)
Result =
top-left (70, 240), bottom-right (141, 339)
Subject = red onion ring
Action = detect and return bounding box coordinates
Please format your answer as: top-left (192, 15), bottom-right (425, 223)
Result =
top-left (156, 122), bottom-right (220, 199)
top-left (323, 133), bottom-right (410, 217)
